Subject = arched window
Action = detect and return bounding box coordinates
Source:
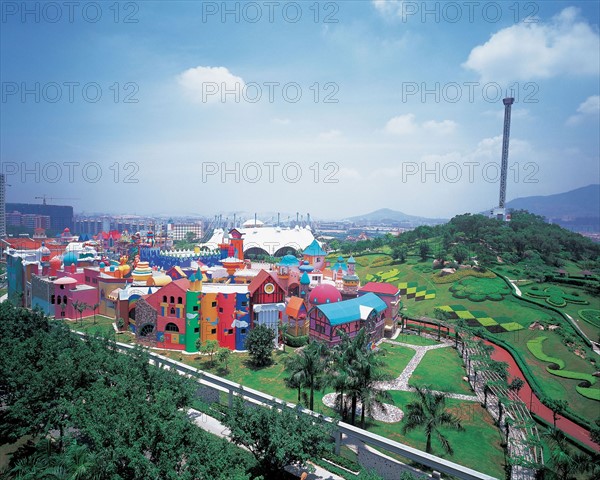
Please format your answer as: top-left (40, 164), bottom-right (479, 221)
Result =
top-left (162, 295), bottom-right (167, 303)
top-left (165, 323), bottom-right (179, 332)
top-left (170, 307), bottom-right (175, 315)
top-left (177, 296), bottom-right (182, 304)
top-left (63, 296), bottom-right (67, 305)
top-left (170, 296), bottom-right (175, 304)
top-left (56, 296), bottom-right (61, 305)
top-left (139, 324), bottom-right (154, 337)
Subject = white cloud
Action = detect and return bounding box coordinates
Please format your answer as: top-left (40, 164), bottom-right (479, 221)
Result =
top-left (177, 66), bottom-right (245, 104)
top-left (272, 118), bottom-right (291, 125)
top-left (422, 120), bottom-right (458, 135)
top-left (318, 129), bottom-right (342, 140)
top-left (372, 0), bottom-right (403, 16)
top-left (384, 114), bottom-right (457, 135)
top-left (463, 7), bottom-right (600, 83)
top-left (384, 114), bottom-right (417, 135)
top-left (566, 95), bottom-right (600, 125)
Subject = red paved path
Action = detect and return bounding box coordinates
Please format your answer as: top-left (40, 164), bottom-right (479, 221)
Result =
top-left (485, 340), bottom-right (600, 452)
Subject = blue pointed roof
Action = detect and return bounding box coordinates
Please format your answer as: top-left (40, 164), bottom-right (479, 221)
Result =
top-left (347, 256), bottom-right (356, 264)
top-left (303, 239), bottom-right (326, 256)
top-left (300, 272), bottom-right (311, 285)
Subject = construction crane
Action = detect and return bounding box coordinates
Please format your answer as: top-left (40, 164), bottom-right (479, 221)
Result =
top-left (35, 195), bottom-right (80, 205)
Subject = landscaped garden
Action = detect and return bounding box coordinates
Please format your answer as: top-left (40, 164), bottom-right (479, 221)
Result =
top-left (408, 348), bottom-right (474, 396)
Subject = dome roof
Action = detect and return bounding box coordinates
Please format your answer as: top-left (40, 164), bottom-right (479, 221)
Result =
top-left (279, 254), bottom-right (300, 267)
top-left (300, 272), bottom-right (311, 285)
top-left (49, 256), bottom-right (62, 268)
top-left (63, 251), bottom-right (78, 266)
top-left (309, 284), bottom-right (342, 305)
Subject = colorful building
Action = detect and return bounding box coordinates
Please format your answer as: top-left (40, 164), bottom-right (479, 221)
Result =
top-left (308, 292), bottom-right (387, 347)
top-left (249, 270), bottom-right (285, 347)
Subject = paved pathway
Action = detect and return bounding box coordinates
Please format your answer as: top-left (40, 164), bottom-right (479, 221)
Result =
top-left (186, 408), bottom-right (345, 480)
top-left (375, 339), bottom-right (479, 402)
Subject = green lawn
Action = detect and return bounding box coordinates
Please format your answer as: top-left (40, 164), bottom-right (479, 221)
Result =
top-left (58, 315), bottom-right (136, 344)
top-left (156, 343), bottom-right (504, 478)
top-left (408, 347), bottom-right (473, 396)
top-left (368, 391), bottom-right (505, 479)
top-left (393, 334), bottom-right (441, 347)
top-left (379, 343), bottom-right (415, 379)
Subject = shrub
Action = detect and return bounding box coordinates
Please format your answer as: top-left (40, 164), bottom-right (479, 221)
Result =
top-left (284, 333), bottom-right (309, 348)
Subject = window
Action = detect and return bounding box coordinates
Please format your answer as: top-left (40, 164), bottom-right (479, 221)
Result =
top-left (63, 296), bottom-right (67, 304)
top-left (56, 296), bottom-right (61, 305)
top-left (219, 307), bottom-right (223, 313)
top-left (165, 323), bottom-right (179, 332)
top-left (60, 285), bottom-right (65, 290)
top-left (51, 295), bottom-right (55, 304)
top-left (85, 276), bottom-right (90, 282)
top-left (177, 296), bottom-right (182, 304)
top-left (194, 328), bottom-right (199, 333)
top-left (227, 329), bottom-right (233, 335)
top-left (241, 328), bottom-right (246, 334)
top-left (170, 307), bottom-right (175, 315)
top-left (211, 301), bottom-right (217, 307)
top-left (241, 301), bottom-right (248, 307)
top-left (211, 328), bottom-right (216, 335)
top-left (170, 296), bottom-right (175, 304)
top-left (162, 295), bottom-right (167, 303)
top-left (93, 279), bottom-right (97, 284)
top-left (193, 305), bottom-right (198, 311)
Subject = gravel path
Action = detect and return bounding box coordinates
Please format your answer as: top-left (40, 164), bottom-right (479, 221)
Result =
top-left (376, 339), bottom-right (479, 402)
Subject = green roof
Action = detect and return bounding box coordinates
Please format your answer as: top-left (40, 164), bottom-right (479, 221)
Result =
top-left (316, 292), bottom-right (386, 326)
top-left (303, 239), bottom-right (326, 256)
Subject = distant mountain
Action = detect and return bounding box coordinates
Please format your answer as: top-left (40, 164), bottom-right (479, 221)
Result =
top-left (505, 184), bottom-right (600, 219)
top-left (344, 208), bottom-right (447, 226)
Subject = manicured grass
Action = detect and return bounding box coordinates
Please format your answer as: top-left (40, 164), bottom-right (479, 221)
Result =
top-left (393, 334), bottom-right (440, 347)
top-left (59, 315), bottom-right (136, 344)
top-left (368, 391), bottom-right (505, 479)
top-left (408, 347), bottom-right (473, 396)
top-left (378, 342), bottom-right (415, 379)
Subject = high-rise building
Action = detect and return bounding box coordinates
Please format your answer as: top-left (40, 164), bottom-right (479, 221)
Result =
top-left (5, 203), bottom-right (73, 232)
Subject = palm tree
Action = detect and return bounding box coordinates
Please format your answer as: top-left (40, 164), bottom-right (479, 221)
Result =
top-left (356, 352), bottom-right (392, 428)
top-left (401, 385), bottom-right (465, 455)
top-left (284, 355), bottom-right (307, 404)
top-left (283, 341), bottom-right (327, 411)
top-left (91, 302), bottom-right (100, 325)
top-left (541, 427), bottom-right (595, 480)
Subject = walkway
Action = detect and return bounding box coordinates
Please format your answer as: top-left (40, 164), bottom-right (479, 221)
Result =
top-left (187, 408), bottom-right (345, 480)
top-left (376, 339), bottom-right (479, 402)
top-left (486, 340), bottom-right (600, 452)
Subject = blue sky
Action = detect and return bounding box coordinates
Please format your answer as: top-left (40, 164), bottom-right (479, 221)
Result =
top-left (1, 0), bottom-right (599, 219)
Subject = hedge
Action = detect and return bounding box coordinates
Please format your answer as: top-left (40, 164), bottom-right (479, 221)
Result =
top-left (431, 269), bottom-right (495, 284)
top-left (285, 333), bottom-right (309, 347)
top-left (526, 337), bottom-right (566, 369)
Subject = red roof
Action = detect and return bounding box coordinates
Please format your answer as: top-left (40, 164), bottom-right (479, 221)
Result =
top-left (248, 270), bottom-right (284, 295)
top-left (359, 282), bottom-right (399, 296)
top-left (4, 238), bottom-right (66, 255)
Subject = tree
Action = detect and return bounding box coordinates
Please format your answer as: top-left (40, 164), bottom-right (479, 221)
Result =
top-left (508, 377), bottom-right (525, 395)
top-left (199, 339), bottom-right (219, 366)
top-left (245, 324), bottom-right (275, 367)
top-left (546, 399), bottom-right (568, 429)
top-left (216, 347), bottom-right (231, 372)
top-left (452, 245), bottom-right (469, 265)
top-left (72, 300), bottom-right (87, 325)
top-left (91, 302), bottom-right (100, 324)
top-left (401, 385), bottom-right (465, 455)
top-left (392, 245), bottom-right (408, 263)
top-left (419, 242), bottom-right (430, 261)
top-left (284, 341), bottom-right (327, 411)
top-left (278, 320), bottom-right (289, 352)
top-left (223, 397), bottom-right (333, 479)
top-left (539, 428), bottom-right (597, 480)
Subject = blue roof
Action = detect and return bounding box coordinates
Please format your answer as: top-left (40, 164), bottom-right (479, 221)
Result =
top-left (279, 254), bottom-right (300, 266)
top-left (316, 292), bottom-right (386, 326)
top-left (303, 239), bottom-right (326, 256)
top-left (347, 256), bottom-right (356, 264)
top-left (300, 272), bottom-right (311, 285)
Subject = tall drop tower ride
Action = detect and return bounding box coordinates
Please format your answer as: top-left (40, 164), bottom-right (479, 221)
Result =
top-left (493, 97), bottom-right (514, 220)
